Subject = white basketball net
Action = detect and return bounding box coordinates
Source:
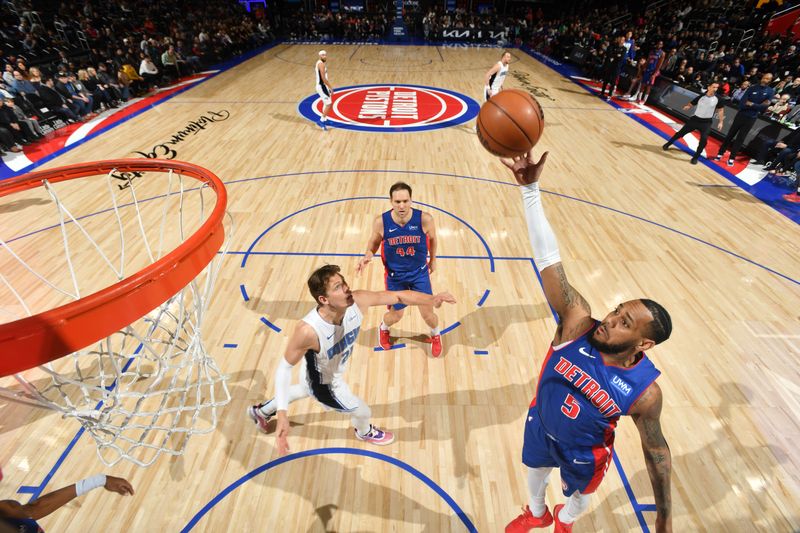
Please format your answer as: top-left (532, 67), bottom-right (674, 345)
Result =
top-left (0, 166), bottom-right (232, 467)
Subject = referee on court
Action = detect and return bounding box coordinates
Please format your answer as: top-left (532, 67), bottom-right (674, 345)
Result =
top-left (662, 80), bottom-right (725, 164)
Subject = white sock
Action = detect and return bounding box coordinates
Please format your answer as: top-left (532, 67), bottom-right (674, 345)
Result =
top-left (320, 116), bottom-right (327, 122)
top-left (431, 327), bottom-right (440, 336)
top-left (380, 322), bottom-right (389, 331)
top-left (558, 492), bottom-right (590, 524)
top-left (527, 467), bottom-right (552, 517)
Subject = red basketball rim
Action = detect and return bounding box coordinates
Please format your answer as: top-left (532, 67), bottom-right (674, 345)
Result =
top-left (0, 159), bottom-right (227, 377)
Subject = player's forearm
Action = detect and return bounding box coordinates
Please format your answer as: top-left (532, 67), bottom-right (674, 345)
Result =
top-left (274, 358), bottom-right (294, 411)
top-left (427, 236), bottom-right (436, 260)
top-left (395, 290), bottom-right (437, 307)
top-left (24, 485), bottom-right (79, 520)
top-left (643, 443), bottom-right (672, 528)
top-left (521, 183), bottom-right (561, 271)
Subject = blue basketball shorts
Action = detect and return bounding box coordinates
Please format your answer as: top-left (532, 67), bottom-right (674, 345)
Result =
top-left (384, 267), bottom-right (432, 310)
top-left (522, 407), bottom-right (614, 496)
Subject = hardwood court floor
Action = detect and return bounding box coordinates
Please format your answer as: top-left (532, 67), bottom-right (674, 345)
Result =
top-left (1, 44), bottom-right (799, 532)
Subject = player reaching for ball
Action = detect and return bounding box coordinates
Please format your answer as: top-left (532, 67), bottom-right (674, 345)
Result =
top-left (247, 264), bottom-right (456, 454)
top-left (501, 151), bottom-right (673, 533)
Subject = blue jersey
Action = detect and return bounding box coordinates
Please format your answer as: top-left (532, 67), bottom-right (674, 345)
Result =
top-left (645, 49), bottom-right (663, 73)
top-left (381, 209), bottom-right (428, 276)
top-left (1, 517), bottom-right (43, 532)
top-left (532, 322), bottom-right (660, 447)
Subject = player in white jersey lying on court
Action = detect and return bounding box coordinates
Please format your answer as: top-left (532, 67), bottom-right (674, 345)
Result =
top-left (248, 264), bottom-right (456, 454)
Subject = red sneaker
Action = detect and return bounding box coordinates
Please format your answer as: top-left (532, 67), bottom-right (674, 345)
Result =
top-left (505, 506), bottom-right (553, 532)
top-left (430, 334), bottom-right (443, 357)
top-left (378, 328), bottom-right (392, 350)
top-left (553, 504), bottom-right (573, 533)
top-left (783, 192), bottom-right (800, 203)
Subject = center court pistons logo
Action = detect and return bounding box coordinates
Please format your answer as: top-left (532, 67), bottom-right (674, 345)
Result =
top-left (298, 84), bottom-right (479, 132)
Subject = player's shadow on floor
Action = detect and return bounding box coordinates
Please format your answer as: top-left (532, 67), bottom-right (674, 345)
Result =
top-left (200, 373), bottom-right (456, 531)
top-left (0, 197), bottom-right (50, 213)
top-left (610, 140), bottom-right (684, 157)
top-left (245, 297), bottom-right (309, 322)
top-left (271, 112), bottom-right (313, 126)
top-left (693, 183), bottom-right (763, 204)
top-left (557, 86), bottom-right (600, 97)
top-left (358, 302), bottom-right (554, 353)
top-left (602, 381), bottom-right (797, 529)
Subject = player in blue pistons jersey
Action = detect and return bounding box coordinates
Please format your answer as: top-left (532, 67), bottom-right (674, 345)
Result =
top-left (501, 152), bottom-right (673, 533)
top-left (356, 182), bottom-right (444, 357)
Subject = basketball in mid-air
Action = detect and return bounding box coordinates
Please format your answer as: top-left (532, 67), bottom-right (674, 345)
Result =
top-left (476, 89), bottom-right (544, 157)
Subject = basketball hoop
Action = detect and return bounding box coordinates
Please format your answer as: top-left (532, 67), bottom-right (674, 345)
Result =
top-left (0, 159), bottom-right (232, 467)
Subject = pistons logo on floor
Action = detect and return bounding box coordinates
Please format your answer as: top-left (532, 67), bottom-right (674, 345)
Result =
top-left (298, 84), bottom-right (480, 132)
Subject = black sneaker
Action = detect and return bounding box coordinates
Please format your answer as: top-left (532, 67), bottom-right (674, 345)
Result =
top-left (662, 143), bottom-right (670, 151)
top-left (727, 158), bottom-right (734, 167)
top-left (690, 157), bottom-right (698, 165)
top-left (764, 161), bottom-right (773, 170)
top-left (713, 154), bottom-right (723, 161)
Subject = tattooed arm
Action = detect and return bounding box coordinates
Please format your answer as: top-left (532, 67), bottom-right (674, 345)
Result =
top-left (631, 382), bottom-right (672, 533)
top-left (501, 151), bottom-right (593, 343)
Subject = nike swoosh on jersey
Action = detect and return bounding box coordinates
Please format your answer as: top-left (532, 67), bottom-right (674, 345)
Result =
top-left (573, 459), bottom-right (592, 465)
top-left (388, 227), bottom-right (398, 233)
top-left (578, 347), bottom-right (596, 359)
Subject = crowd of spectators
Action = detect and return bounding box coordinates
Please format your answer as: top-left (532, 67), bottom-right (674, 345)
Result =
top-left (0, 0), bottom-right (275, 155)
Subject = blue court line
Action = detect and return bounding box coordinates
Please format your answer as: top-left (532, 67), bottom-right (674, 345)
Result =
top-left (164, 100), bottom-right (299, 104)
top-left (226, 250), bottom-right (529, 261)
top-left (477, 289), bottom-right (491, 307)
top-left (7, 168), bottom-right (798, 289)
top-left (526, 259), bottom-right (650, 531)
top-left (223, 343), bottom-right (238, 348)
top-left (239, 284), bottom-right (249, 302)
top-left (697, 184), bottom-right (738, 188)
top-left (180, 447), bottom-right (477, 532)
top-left (17, 342), bottom-right (143, 501)
top-left (521, 46), bottom-right (800, 224)
top-left (260, 317), bottom-right (282, 333)
top-left (441, 321), bottom-right (461, 335)
top-left (373, 343), bottom-right (407, 351)
top-left (636, 503), bottom-right (658, 512)
top-left (613, 452), bottom-right (651, 531)
top-left (474, 350), bottom-right (489, 356)
top-left (239, 196), bottom-right (496, 272)
top-left (0, 40), bottom-right (283, 182)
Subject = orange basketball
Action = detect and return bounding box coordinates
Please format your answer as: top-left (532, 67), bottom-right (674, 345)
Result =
top-left (476, 89), bottom-right (544, 157)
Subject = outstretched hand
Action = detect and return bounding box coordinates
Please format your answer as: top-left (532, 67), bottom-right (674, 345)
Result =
top-left (500, 151), bottom-right (550, 186)
top-left (276, 415), bottom-right (291, 456)
top-left (104, 476), bottom-right (134, 496)
top-left (432, 292), bottom-right (457, 308)
top-left (355, 255), bottom-right (371, 276)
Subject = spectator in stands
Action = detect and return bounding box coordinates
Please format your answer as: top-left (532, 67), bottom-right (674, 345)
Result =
top-left (2, 65), bottom-right (14, 87)
top-left (55, 72), bottom-right (90, 117)
top-left (767, 93), bottom-right (792, 120)
top-left (68, 74), bottom-right (95, 114)
top-left (36, 77), bottom-right (80, 124)
top-left (3, 97), bottom-right (43, 140)
top-left (139, 54), bottom-right (160, 89)
top-left (96, 64), bottom-right (128, 102)
top-left (78, 69), bottom-right (114, 111)
top-left (731, 80), bottom-right (751, 103)
top-left (715, 73), bottom-right (775, 167)
top-left (161, 45), bottom-right (180, 80)
top-left (760, 127), bottom-right (800, 171)
top-left (782, 76), bottom-right (800, 101)
top-left (0, 97), bottom-right (34, 146)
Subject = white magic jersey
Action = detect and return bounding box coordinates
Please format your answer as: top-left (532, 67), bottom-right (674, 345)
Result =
top-left (302, 304), bottom-right (362, 386)
top-left (489, 61), bottom-right (508, 93)
top-left (315, 59), bottom-right (327, 87)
